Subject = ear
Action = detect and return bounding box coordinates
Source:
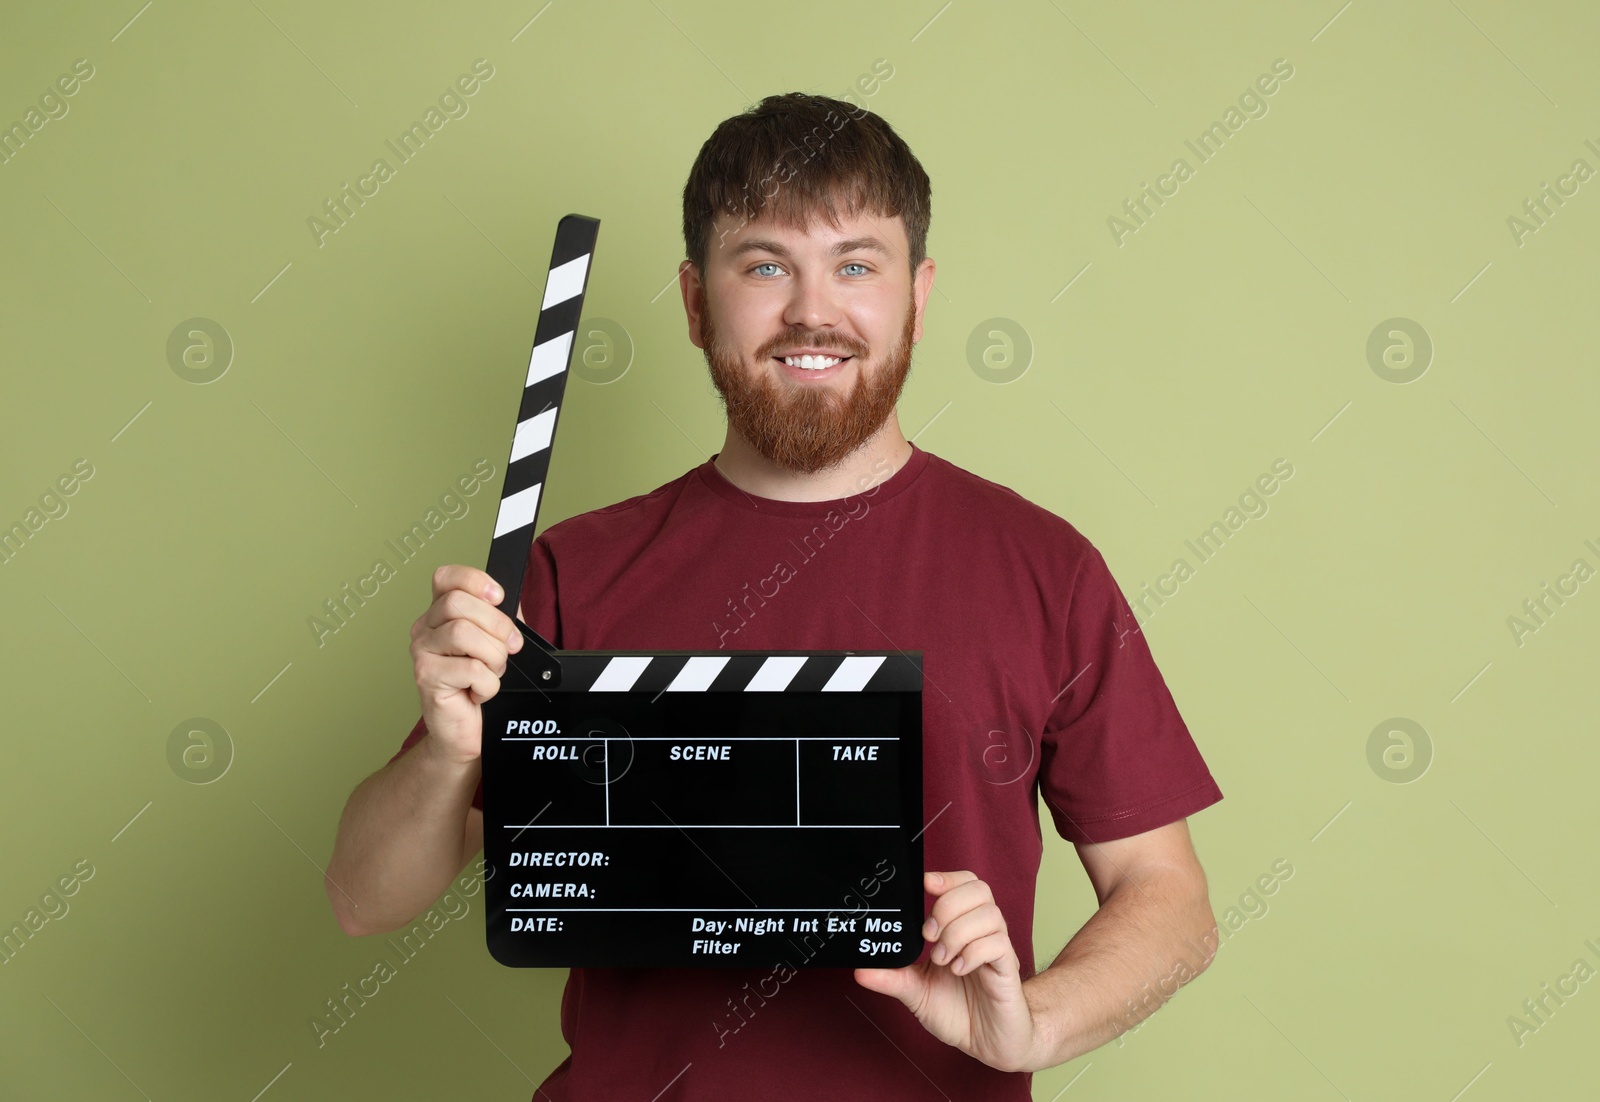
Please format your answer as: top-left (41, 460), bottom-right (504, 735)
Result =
top-left (911, 256), bottom-right (936, 344)
top-left (680, 260), bottom-right (707, 350)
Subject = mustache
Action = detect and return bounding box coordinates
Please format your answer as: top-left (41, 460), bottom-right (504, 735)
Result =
top-left (759, 335), bottom-right (865, 359)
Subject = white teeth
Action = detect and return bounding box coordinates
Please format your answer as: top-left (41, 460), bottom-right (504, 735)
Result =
top-left (783, 354), bottom-right (844, 370)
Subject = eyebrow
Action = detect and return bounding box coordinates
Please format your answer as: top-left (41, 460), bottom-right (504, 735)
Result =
top-left (725, 235), bottom-right (892, 262)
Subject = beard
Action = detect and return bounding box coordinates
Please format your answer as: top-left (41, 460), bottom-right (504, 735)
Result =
top-left (702, 295), bottom-right (917, 475)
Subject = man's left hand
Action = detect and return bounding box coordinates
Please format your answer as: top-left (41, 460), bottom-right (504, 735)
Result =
top-left (853, 870), bottom-right (1046, 1073)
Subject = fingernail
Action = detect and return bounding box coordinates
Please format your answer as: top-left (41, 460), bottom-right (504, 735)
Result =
top-left (486, 583), bottom-right (503, 603)
top-left (928, 871), bottom-right (943, 886)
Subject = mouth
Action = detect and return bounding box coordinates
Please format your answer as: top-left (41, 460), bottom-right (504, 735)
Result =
top-left (773, 353), bottom-right (853, 379)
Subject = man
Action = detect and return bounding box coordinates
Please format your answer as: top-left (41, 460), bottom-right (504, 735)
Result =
top-left (326, 91), bottom-right (1224, 1099)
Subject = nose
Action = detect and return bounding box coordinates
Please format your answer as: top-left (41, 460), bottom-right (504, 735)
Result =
top-left (781, 265), bottom-right (845, 339)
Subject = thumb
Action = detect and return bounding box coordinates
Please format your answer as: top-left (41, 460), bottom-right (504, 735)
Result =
top-left (853, 965), bottom-right (922, 1005)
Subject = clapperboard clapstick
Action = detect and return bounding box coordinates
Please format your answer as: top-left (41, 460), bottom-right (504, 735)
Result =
top-left (479, 214), bottom-right (924, 968)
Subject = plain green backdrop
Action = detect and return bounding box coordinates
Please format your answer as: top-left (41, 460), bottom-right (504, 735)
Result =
top-left (2, 1), bottom-right (1596, 1098)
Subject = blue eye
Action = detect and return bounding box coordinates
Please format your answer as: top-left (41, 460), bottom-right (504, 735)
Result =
top-left (842, 263), bottom-right (869, 276)
top-left (752, 262), bottom-right (782, 276)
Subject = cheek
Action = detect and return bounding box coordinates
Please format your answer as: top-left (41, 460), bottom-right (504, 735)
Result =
top-left (861, 294), bottom-right (914, 346)
top-left (715, 300), bottom-right (778, 356)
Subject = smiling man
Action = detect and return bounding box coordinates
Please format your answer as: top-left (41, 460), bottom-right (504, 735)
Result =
top-left (327, 91), bottom-right (1224, 1101)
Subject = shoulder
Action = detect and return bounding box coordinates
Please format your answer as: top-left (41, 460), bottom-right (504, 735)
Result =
top-left (920, 450), bottom-right (1100, 565)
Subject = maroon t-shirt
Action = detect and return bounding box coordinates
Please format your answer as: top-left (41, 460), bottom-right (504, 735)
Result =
top-left (391, 442), bottom-right (1222, 1099)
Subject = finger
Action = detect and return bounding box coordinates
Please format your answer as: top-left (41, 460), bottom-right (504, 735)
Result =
top-left (928, 901), bottom-right (1005, 967)
top-left (925, 869), bottom-right (979, 897)
top-left (418, 653), bottom-right (500, 703)
top-left (432, 563), bottom-right (504, 606)
top-left (431, 564), bottom-right (523, 647)
top-left (417, 618), bottom-right (511, 674)
top-left (421, 583), bottom-right (516, 640)
top-left (947, 930), bottom-right (1018, 979)
top-left (852, 964), bottom-right (924, 1005)
top-left (922, 876), bottom-right (995, 939)
top-left (420, 588), bottom-right (521, 653)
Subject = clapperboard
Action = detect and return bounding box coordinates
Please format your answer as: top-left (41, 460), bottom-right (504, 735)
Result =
top-left (477, 214), bottom-right (924, 968)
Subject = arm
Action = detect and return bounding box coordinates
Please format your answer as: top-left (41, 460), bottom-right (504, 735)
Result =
top-left (324, 736), bottom-right (485, 937)
top-left (1020, 818), bottom-right (1218, 1069)
top-left (324, 564), bottom-right (521, 938)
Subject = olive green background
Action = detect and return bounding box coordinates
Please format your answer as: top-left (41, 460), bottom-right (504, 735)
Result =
top-left (2, 1), bottom-right (1596, 1098)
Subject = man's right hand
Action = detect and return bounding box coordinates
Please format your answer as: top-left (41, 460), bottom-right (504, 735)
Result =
top-left (409, 564), bottom-right (524, 766)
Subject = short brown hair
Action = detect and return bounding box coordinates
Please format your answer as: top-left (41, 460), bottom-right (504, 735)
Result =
top-left (681, 92), bottom-right (932, 279)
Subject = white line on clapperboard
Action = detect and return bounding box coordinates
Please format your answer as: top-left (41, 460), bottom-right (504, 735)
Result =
top-left (505, 733), bottom-right (902, 828)
top-left (504, 735), bottom-right (902, 828)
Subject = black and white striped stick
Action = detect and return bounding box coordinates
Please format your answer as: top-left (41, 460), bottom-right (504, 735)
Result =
top-left (484, 213), bottom-right (599, 684)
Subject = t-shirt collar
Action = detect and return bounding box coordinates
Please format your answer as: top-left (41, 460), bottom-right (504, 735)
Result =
top-left (696, 442), bottom-right (930, 516)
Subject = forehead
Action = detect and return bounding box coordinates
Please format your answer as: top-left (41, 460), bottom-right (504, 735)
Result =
top-left (709, 204), bottom-right (909, 265)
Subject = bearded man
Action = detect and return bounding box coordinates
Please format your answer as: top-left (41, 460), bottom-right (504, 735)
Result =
top-left (329, 90), bottom-right (1225, 1102)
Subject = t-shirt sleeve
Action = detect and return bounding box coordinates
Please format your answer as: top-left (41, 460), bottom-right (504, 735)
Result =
top-left (385, 534), bottom-right (564, 813)
top-left (1036, 546), bottom-right (1223, 844)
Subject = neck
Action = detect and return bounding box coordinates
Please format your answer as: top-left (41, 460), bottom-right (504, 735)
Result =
top-left (713, 415), bottom-right (913, 502)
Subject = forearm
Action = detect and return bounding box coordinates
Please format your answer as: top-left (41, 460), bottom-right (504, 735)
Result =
top-left (325, 734), bottom-right (480, 936)
top-left (1021, 868), bottom-right (1217, 1069)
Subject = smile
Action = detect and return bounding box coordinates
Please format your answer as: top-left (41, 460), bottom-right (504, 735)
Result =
top-left (775, 354), bottom-right (851, 371)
